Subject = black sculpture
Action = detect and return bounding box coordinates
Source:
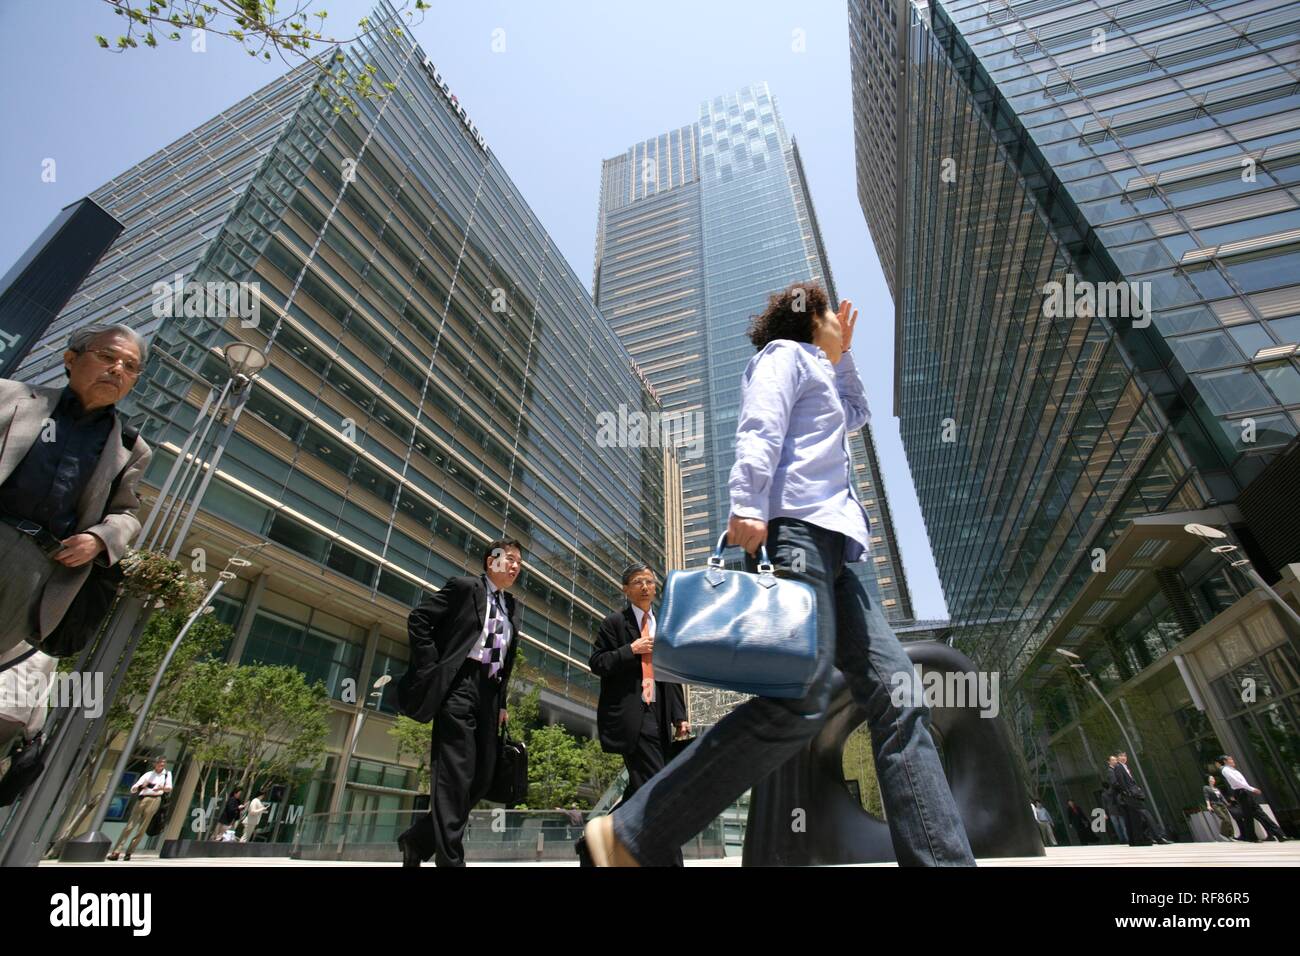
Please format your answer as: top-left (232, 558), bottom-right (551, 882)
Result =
top-left (743, 642), bottom-right (1044, 865)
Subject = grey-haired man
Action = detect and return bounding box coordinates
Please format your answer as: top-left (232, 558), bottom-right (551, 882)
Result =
top-left (0, 323), bottom-right (152, 654)
top-left (590, 563), bottom-right (689, 801)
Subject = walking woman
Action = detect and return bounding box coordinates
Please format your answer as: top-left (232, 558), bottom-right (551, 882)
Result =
top-left (1203, 775), bottom-right (1237, 842)
top-left (579, 282), bottom-right (974, 866)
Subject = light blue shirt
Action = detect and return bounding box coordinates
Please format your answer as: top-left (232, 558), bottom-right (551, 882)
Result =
top-left (728, 340), bottom-right (872, 561)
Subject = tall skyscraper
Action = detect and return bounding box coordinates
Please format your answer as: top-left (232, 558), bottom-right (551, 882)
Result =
top-left (12, 1), bottom-right (671, 840)
top-left (852, 0), bottom-right (1300, 829)
top-left (594, 83), bottom-right (916, 635)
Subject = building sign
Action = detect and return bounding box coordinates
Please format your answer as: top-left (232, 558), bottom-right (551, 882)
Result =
top-left (630, 358), bottom-right (661, 404)
top-left (421, 57), bottom-right (489, 154)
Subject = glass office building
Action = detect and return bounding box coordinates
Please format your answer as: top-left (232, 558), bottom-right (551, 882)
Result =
top-left (12, 1), bottom-right (670, 841)
top-left (852, 0), bottom-right (1300, 833)
top-left (594, 83), bottom-right (916, 626)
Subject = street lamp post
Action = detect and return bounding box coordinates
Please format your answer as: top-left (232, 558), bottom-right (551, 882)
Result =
top-left (1055, 648), bottom-right (1165, 831)
top-left (1183, 523), bottom-right (1300, 631)
top-left (330, 675), bottom-right (393, 832)
top-left (0, 342), bottom-right (266, 867)
top-left (138, 343), bottom-right (268, 559)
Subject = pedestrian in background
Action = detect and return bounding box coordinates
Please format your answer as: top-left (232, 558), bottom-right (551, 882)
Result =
top-left (107, 756), bottom-right (171, 861)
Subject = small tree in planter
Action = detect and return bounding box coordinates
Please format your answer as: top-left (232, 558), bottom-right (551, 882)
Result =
top-left (118, 548), bottom-right (209, 614)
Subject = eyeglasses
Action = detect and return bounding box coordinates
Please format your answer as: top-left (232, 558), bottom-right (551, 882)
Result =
top-left (84, 348), bottom-right (142, 376)
top-left (627, 578), bottom-right (657, 589)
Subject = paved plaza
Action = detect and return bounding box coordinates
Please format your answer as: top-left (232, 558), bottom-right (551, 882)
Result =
top-left (38, 841), bottom-right (1299, 867)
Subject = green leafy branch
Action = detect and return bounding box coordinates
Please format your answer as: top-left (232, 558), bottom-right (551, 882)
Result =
top-left (94, 0), bottom-right (427, 114)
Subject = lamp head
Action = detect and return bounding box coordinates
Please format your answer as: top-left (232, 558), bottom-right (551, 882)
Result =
top-left (220, 342), bottom-right (267, 380)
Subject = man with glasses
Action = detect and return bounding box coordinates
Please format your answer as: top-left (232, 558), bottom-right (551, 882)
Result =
top-left (0, 323), bottom-right (151, 655)
top-left (396, 539), bottom-right (524, 867)
top-left (590, 564), bottom-right (688, 820)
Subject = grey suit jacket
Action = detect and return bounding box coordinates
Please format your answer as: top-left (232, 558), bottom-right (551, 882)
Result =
top-left (0, 378), bottom-right (152, 636)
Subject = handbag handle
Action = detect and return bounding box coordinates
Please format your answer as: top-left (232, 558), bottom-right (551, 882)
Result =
top-left (709, 531), bottom-right (775, 577)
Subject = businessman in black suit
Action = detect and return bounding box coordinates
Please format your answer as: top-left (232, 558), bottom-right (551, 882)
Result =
top-left (396, 538), bottom-right (523, 867)
top-left (1110, 752), bottom-right (1170, 846)
top-left (590, 564), bottom-right (688, 809)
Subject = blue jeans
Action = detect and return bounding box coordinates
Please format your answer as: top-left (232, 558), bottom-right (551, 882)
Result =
top-left (612, 517), bottom-right (976, 866)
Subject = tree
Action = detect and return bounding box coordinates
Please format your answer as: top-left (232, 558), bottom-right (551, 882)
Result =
top-left (224, 665), bottom-right (330, 798)
top-left (109, 609), bottom-right (230, 746)
top-left (56, 608), bottom-right (230, 836)
top-left (506, 683), bottom-right (542, 743)
top-left (159, 660), bottom-right (330, 834)
top-left (579, 736), bottom-right (623, 807)
top-left (161, 659), bottom-right (242, 832)
top-left (93, 0), bottom-right (431, 114)
top-left (523, 724), bottom-right (586, 810)
top-left (389, 715), bottom-right (432, 793)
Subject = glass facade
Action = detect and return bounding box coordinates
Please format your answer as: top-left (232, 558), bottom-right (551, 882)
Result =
top-left (16, 1), bottom-right (669, 812)
top-left (851, 0), bottom-right (1299, 830)
top-left (594, 83), bottom-right (917, 623)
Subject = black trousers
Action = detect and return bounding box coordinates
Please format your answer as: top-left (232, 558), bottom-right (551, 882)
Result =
top-left (616, 705), bottom-right (683, 866)
top-left (1121, 799), bottom-right (1160, 846)
top-left (401, 659), bottom-right (500, 866)
top-left (623, 707), bottom-right (669, 801)
top-left (1234, 789), bottom-right (1285, 841)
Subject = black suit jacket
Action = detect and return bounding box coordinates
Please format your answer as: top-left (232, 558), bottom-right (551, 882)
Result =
top-left (590, 605), bottom-right (686, 756)
top-left (397, 575), bottom-right (521, 724)
top-left (1111, 763), bottom-right (1143, 803)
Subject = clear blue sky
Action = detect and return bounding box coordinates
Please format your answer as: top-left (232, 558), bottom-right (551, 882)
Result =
top-left (0, 0), bottom-right (950, 619)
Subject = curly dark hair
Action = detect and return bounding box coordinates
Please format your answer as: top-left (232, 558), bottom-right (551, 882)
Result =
top-left (747, 282), bottom-right (831, 350)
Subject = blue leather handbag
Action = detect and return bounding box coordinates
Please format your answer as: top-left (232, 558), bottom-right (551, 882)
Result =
top-left (654, 531), bottom-right (819, 699)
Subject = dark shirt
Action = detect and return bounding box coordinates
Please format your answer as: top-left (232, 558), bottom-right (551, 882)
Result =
top-left (220, 796), bottom-right (243, 825)
top-left (0, 388), bottom-right (115, 538)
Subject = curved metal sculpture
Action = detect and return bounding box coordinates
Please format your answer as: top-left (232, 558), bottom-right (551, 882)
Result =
top-left (743, 642), bottom-right (1044, 865)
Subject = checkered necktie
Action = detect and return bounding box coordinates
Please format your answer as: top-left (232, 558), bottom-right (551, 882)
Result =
top-left (483, 588), bottom-right (509, 679)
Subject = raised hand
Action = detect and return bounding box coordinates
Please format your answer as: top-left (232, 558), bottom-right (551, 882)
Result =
top-left (837, 299), bottom-right (858, 351)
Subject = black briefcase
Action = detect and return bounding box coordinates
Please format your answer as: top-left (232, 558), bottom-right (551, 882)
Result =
top-left (486, 729), bottom-right (527, 806)
top-left (41, 562), bottom-right (124, 658)
top-left (146, 795), bottom-right (170, 837)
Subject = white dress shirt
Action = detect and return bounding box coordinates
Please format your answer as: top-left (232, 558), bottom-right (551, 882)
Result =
top-left (132, 769), bottom-right (172, 796)
top-left (1221, 765), bottom-right (1253, 792)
